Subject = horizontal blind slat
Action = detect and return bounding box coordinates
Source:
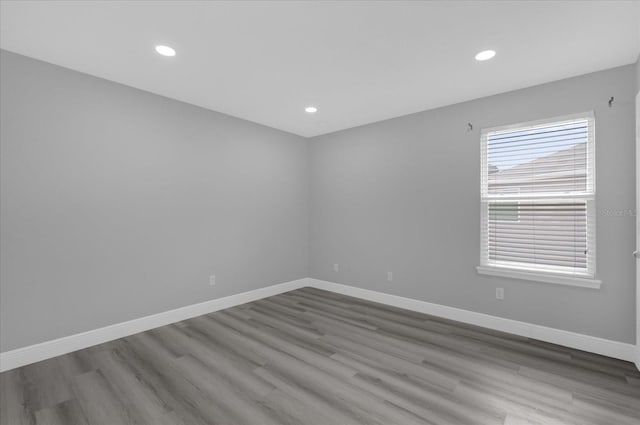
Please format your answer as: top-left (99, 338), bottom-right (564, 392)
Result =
top-left (488, 125), bottom-right (588, 143)
top-left (488, 138), bottom-right (587, 154)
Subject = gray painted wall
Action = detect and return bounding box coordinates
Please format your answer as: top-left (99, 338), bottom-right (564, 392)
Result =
top-left (1, 48), bottom-right (636, 353)
top-left (309, 64), bottom-right (637, 343)
top-left (637, 54), bottom-right (640, 93)
top-left (0, 51), bottom-right (309, 351)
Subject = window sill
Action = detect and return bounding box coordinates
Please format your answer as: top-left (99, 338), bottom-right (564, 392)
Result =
top-left (476, 266), bottom-right (602, 289)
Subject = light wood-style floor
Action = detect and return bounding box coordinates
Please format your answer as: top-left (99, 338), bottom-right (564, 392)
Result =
top-left (2, 287), bottom-right (639, 425)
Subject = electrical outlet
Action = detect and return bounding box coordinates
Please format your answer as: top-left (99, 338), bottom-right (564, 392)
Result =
top-left (333, 263), bottom-right (339, 272)
top-left (209, 275), bottom-right (216, 286)
top-left (496, 287), bottom-right (504, 300)
top-left (387, 271), bottom-right (393, 282)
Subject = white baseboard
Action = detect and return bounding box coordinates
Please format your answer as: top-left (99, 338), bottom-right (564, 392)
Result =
top-left (2, 276), bottom-right (634, 371)
top-left (308, 279), bottom-right (636, 363)
top-left (0, 278), bottom-right (309, 372)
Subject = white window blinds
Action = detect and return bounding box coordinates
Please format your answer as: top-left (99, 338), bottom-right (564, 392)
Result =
top-left (480, 112), bottom-right (595, 279)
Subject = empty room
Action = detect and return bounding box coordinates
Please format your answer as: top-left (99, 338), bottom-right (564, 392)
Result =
top-left (1, 1), bottom-right (639, 424)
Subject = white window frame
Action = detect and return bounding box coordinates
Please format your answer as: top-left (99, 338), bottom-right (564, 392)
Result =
top-left (476, 112), bottom-right (601, 289)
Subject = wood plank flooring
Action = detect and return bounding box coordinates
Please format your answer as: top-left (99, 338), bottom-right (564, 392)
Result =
top-left (2, 287), bottom-right (640, 425)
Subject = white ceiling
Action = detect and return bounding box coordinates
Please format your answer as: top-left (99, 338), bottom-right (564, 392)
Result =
top-left (1, 1), bottom-right (639, 137)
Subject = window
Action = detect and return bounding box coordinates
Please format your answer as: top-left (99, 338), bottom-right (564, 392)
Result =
top-left (477, 112), bottom-right (600, 288)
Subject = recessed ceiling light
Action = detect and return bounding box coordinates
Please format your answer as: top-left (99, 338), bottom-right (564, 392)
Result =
top-left (155, 45), bottom-right (176, 57)
top-left (305, 106), bottom-right (318, 113)
top-left (475, 50), bottom-right (496, 61)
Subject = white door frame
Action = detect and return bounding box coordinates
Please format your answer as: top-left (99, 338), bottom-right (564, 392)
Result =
top-left (636, 91), bottom-right (640, 370)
